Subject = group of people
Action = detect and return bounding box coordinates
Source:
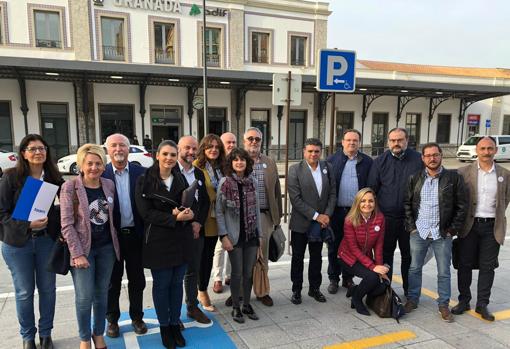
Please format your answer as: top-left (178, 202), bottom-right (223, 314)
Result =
top-left (0, 126), bottom-right (507, 349)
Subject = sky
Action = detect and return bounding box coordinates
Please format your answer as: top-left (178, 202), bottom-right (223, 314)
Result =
top-left (327, 0), bottom-right (509, 69)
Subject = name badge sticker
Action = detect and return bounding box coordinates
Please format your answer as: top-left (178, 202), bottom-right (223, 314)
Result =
top-left (498, 176), bottom-right (504, 183)
top-left (323, 168), bottom-right (328, 174)
top-left (107, 196), bottom-right (114, 204)
top-left (263, 163), bottom-right (267, 169)
top-left (374, 225), bottom-right (381, 232)
top-left (198, 180), bottom-right (203, 186)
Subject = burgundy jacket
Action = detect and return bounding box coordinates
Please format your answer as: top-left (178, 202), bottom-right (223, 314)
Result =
top-left (338, 212), bottom-right (385, 271)
top-left (60, 175), bottom-right (120, 263)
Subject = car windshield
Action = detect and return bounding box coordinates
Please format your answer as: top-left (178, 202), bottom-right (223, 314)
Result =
top-left (463, 136), bottom-right (482, 146)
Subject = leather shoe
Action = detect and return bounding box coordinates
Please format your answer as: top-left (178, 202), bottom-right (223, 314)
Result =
top-left (257, 295), bottom-right (274, 306)
top-left (404, 300), bottom-right (418, 313)
top-left (231, 307), bottom-right (245, 323)
top-left (476, 305), bottom-right (495, 321)
top-left (342, 278), bottom-right (355, 289)
top-left (187, 306), bottom-right (211, 324)
top-left (225, 295), bottom-right (242, 307)
top-left (170, 324), bottom-right (185, 347)
top-left (132, 319), bottom-right (148, 335)
top-left (327, 281), bottom-right (339, 294)
top-left (23, 340), bottom-right (36, 349)
top-left (242, 304), bottom-right (259, 320)
top-left (308, 289), bottom-right (326, 303)
top-left (39, 336), bottom-right (53, 349)
top-left (351, 298), bottom-right (370, 316)
top-left (213, 281), bottom-right (223, 293)
top-left (106, 321), bottom-right (120, 338)
top-left (291, 291), bottom-right (302, 305)
top-left (451, 301), bottom-right (471, 315)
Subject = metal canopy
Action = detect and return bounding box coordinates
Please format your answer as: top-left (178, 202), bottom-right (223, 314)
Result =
top-left (1, 56), bottom-right (510, 101)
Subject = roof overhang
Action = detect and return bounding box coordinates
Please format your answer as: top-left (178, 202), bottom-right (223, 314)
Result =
top-left (1, 56), bottom-right (509, 102)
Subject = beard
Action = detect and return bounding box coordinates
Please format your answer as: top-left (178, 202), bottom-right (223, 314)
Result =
top-left (112, 154), bottom-right (126, 162)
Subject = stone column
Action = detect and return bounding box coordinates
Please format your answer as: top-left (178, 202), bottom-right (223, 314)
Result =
top-left (228, 9), bottom-right (244, 69)
top-left (70, 0), bottom-right (92, 61)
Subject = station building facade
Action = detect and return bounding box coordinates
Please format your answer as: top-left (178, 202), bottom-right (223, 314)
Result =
top-left (1, 0), bottom-right (510, 161)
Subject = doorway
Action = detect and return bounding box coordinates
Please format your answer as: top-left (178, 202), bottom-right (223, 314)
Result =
top-left (371, 112), bottom-right (388, 156)
top-left (251, 109), bottom-right (270, 154)
top-left (151, 106), bottom-right (181, 144)
top-left (40, 103), bottom-right (69, 160)
top-left (289, 110), bottom-right (306, 160)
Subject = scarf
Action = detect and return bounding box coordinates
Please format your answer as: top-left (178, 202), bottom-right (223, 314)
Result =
top-left (220, 174), bottom-right (258, 241)
top-left (205, 161), bottom-right (222, 190)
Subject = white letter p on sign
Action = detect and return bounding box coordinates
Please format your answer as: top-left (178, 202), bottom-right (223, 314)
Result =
top-left (326, 56), bottom-right (348, 86)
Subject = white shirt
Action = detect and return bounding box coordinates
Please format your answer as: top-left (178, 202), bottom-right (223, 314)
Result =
top-left (113, 163), bottom-right (134, 228)
top-left (307, 161), bottom-right (322, 220)
top-left (163, 175), bottom-right (174, 192)
top-left (475, 162), bottom-right (497, 218)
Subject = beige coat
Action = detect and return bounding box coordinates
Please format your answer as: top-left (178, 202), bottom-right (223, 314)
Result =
top-left (458, 162), bottom-right (510, 245)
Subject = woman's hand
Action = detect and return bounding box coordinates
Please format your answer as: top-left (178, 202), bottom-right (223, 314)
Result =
top-left (73, 255), bottom-right (90, 269)
top-left (29, 217), bottom-right (48, 230)
top-left (176, 208), bottom-right (194, 221)
top-left (221, 236), bottom-right (234, 252)
top-left (373, 265), bottom-right (389, 275)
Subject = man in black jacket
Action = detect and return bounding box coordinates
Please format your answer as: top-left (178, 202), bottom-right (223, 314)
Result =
top-left (103, 134), bottom-right (147, 337)
top-left (367, 128), bottom-right (423, 295)
top-left (403, 143), bottom-right (467, 322)
top-left (326, 129), bottom-right (372, 294)
top-left (178, 136), bottom-right (211, 325)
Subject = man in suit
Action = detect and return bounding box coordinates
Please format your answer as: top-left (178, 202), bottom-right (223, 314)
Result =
top-left (288, 138), bottom-right (336, 304)
top-left (103, 133), bottom-right (147, 337)
top-left (452, 136), bottom-right (510, 321)
top-left (243, 127), bottom-right (283, 307)
top-left (326, 129), bottom-right (373, 294)
top-left (178, 135), bottom-right (211, 325)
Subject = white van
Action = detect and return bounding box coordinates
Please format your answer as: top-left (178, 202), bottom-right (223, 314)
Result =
top-left (456, 135), bottom-right (510, 162)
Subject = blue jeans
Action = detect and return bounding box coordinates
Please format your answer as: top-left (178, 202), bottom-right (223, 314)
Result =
top-left (408, 233), bottom-right (452, 306)
top-left (70, 244), bottom-right (116, 341)
top-left (151, 264), bottom-right (187, 326)
top-left (2, 235), bottom-right (56, 341)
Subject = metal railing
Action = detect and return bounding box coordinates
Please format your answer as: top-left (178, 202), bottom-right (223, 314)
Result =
top-left (206, 53), bottom-right (220, 67)
top-left (36, 39), bottom-right (61, 48)
top-left (252, 55), bottom-right (269, 64)
top-left (291, 59), bottom-right (306, 66)
top-left (102, 45), bottom-right (125, 61)
top-left (155, 48), bottom-right (175, 64)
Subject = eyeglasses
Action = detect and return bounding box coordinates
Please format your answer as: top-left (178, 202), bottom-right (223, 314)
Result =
top-left (423, 153), bottom-right (441, 159)
top-left (25, 146), bottom-right (47, 153)
top-left (246, 136), bottom-right (261, 143)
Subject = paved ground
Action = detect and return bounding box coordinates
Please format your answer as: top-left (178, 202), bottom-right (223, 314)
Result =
top-left (1, 158), bottom-right (510, 348)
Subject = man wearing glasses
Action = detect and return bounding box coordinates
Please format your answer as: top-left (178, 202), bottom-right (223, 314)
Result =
top-left (368, 128), bottom-right (423, 296)
top-left (403, 143), bottom-right (466, 322)
top-left (243, 127), bottom-right (282, 307)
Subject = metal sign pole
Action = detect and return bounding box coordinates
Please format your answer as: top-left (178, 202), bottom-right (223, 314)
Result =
top-left (284, 70), bottom-right (292, 224)
top-left (202, 0), bottom-right (208, 135)
top-left (329, 92), bottom-right (336, 155)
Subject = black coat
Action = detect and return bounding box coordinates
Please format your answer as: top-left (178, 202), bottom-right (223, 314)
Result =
top-left (189, 167), bottom-right (210, 228)
top-left (135, 168), bottom-right (193, 269)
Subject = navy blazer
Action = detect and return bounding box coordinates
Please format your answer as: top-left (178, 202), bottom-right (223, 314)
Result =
top-left (102, 162), bottom-right (146, 237)
top-left (327, 150), bottom-right (373, 198)
top-left (190, 167), bottom-right (210, 228)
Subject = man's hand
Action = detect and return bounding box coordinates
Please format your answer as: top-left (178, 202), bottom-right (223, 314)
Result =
top-left (316, 214), bottom-right (330, 228)
top-left (191, 222), bottom-right (201, 239)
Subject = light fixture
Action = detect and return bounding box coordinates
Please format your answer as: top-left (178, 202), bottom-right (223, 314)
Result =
top-left (219, 81), bottom-right (230, 85)
top-left (359, 88), bottom-right (367, 91)
top-left (269, 84), bottom-right (273, 87)
top-left (110, 75), bottom-right (123, 79)
top-left (435, 91), bottom-right (443, 95)
top-left (400, 90), bottom-right (408, 93)
top-left (45, 72), bottom-right (59, 76)
top-left (168, 78), bottom-right (180, 82)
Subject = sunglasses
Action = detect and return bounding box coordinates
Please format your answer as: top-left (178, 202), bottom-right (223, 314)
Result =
top-left (246, 136), bottom-right (261, 143)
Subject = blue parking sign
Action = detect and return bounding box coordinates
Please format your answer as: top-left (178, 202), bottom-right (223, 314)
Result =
top-left (316, 49), bottom-right (356, 92)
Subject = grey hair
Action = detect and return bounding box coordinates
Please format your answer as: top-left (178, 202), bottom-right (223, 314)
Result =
top-left (105, 133), bottom-right (130, 147)
top-left (244, 127), bottom-right (263, 138)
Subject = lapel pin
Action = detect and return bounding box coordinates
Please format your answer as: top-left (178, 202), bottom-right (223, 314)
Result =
top-left (323, 168), bottom-right (327, 174)
top-left (374, 225), bottom-right (381, 232)
top-left (498, 176), bottom-right (504, 182)
top-left (198, 180), bottom-right (203, 186)
top-left (107, 196), bottom-right (114, 204)
top-left (263, 163), bottom-right (267, 169)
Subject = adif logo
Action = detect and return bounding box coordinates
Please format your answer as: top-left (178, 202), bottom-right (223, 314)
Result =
top-left (189, 4), bottom-right (201, 16)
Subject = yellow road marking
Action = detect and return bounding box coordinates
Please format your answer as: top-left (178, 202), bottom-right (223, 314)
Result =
top-left (324, 330), bottom-right (416, 349)
top-left (392, 275), bottom-right (510, 321)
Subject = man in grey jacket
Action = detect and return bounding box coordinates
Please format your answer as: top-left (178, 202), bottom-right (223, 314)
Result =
top-left (288, 138), bottom-right (336, 304)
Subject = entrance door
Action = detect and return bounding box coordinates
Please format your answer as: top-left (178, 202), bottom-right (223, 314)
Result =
top-left (371, 112), bottom-right (388, 156)
top-left (40, 103), bottom-right (69, 160)
top-left (99, 104), bottom-right (134, 143)
top-left (251, 109), bottom-right (270, 154)
top-left (198, 108), bottom-right (227, 139)
top-left (289, 110), bottom-right (306, 160)
top-left (0, 102), bottom-right (13, 151)
top-left (151, 106), bottom-right (181, 144)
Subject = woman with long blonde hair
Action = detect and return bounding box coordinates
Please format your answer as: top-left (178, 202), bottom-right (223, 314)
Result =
top-left (338, 188), bottom-right (389, 316)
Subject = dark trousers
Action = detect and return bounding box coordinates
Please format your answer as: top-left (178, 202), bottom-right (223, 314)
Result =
top-left (228, 244), bottom-right (258, 308)
top-left (328, 206), bottom-right (352, 283)
top-left (382, 216), bottom-right (411, 294)
top-left (198, 236), bottom-right (218, 291)
top-left (457, 221), bottom-right (500, 307)
top-left (184, 236), bottom-right (204, 309)
top-left (290, 231), bottom-right (323, 292)
top-left (340, 260), bottom-right (386, 300)
top-left (106, 231), bottom-right (145, 323)
top-left (151, 264), bottom-right (187, 326)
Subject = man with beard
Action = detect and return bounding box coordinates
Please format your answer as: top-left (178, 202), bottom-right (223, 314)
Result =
top-left (103, 134), bottom-right (147, 337)
top-left (243, 127), bottom-right (282, 306)
top-left (368, 128), bottom-right (423, 296)
top-left (178, 136), bottom-right (211, 325)
top-left (451, 137), bottom-right (510, 321)
top-left (403, 143), bottom-right (466, 322)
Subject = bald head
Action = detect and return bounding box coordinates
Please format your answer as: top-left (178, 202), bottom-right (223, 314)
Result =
top-left (178, 135), bottom-right (198, 167)
top-left (221, 132), bottom-right (237, 155)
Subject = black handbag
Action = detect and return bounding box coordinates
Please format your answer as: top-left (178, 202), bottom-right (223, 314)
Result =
top-left (366, 281), bottom-right (405, 322)
top-left (47, 237), bottom-right (70, 275)
top-left (268, 225), bottom-right (286, 262)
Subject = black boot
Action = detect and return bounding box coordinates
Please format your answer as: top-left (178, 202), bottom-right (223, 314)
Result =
top-left (160, 326), bottom-right (175, 349)
top-left (170, 324), bottom-right (186, 347)
top-left (23, 340), bottom-right (36, 349)
top-left (39, 336), bottom-right (53, 349)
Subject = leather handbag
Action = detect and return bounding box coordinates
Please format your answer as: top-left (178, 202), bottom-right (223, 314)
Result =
top-left (46, 237), bottom-right (70, 275)
top-left (366, 280), bottom-right (405, 322)
top-left (252, 248), bottom-right (270, 297)
top-left (268, 225), bottom-right (286, 262)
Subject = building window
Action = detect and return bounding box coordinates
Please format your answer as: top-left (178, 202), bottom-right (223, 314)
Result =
top-left (405, 112), bottom-right (421, 149)
top-left (335, 111), bottom-right (354, 147)
top-left (0, 102), bottom-right (12, 151)
top-left (436, 114), bottom-right (451, 143)
top-left (99, 104), bottom-right (134, 142)
top-left (34, 10), bottom-right (62, 48)
top-left (101, 17), bottom-right (125, 61)
top-left (503, 115), bottom-right (510, 134)
top-left (251, 32), bottom-right (269, 63)
top-left (201, 27), bottom-right (221, 67)
top-left (290, 36), bottom-right (307, 66)
top-left (154, 22), bottom-right (175, 64)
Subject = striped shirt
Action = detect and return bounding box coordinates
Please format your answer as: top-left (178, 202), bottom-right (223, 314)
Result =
top-left (415, 168), bottom-right (442, 240)
top-left (253, 161), bottom-right (268, 209)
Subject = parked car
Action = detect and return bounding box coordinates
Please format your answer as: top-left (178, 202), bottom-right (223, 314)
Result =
top-left (0, 149), bottom-right (17, 177)
top-left (456, 135), bottom-right (510, 162)
top-left (57, 145), bottom-right (153, 174)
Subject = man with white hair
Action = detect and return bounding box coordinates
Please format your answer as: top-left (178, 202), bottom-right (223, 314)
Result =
top-left (103, 133), bottom-right (148, 337)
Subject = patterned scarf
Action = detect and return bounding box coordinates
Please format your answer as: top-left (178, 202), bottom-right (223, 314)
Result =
top-left (205, 161), bottom-right (222, 190)
top-left (220, 174), bottom-right (258, 241)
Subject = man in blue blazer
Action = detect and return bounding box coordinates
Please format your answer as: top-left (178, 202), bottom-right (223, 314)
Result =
top-left (102, 133), bottom-right (148, 337)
